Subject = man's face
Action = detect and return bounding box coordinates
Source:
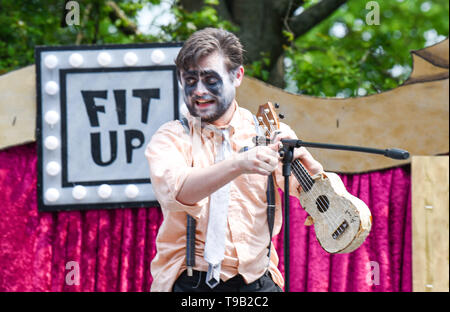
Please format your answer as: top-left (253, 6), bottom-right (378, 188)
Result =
top-left (180, 52), bottom-right (237, 123)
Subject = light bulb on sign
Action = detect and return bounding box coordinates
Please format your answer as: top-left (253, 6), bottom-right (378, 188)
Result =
top-left (151, 49), bottom-right (165, 64)
top-left (45, 188), bottom-right (60, 202)
top-left (123, 52), bottom-right (138, 66)
top-left (45, 81), bottom-right (59, 95)
top-left (125, 184), bottom-right (139, 199)
top-left (44, 54), bottom-right (58, 69)
top-left (97, 52), bottom-right (112, 67)
top-left (44, 136), bottom-right (59, 150)
top-left (46, 161), bottom-right (61, 176)
top-left (69, 53), bottom-right (84, 67)
top-left (44, 110), bottom-right (60, 126)
top-left (72, 185), bottom-right (87, 200)
top-left (98, 184), bottom-right (112, 199)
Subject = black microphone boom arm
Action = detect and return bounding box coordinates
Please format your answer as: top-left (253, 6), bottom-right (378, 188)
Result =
top-left (280, 139), bottom-right (410, 160)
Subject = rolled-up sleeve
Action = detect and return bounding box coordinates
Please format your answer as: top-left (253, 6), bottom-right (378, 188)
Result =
top-left (145, 121), bottom-right (206, 219)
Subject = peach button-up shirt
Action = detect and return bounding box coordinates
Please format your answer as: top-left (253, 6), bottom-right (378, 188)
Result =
top-left (145, 101), bottom-right (301, 292)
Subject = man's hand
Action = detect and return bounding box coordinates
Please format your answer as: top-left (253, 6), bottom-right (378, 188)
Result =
top-left (232, 143), bottom-right (280, 176)
top-left (177, 142), bottom-right (280, 205)
top-left (270, 128), bottom-right (323, 176)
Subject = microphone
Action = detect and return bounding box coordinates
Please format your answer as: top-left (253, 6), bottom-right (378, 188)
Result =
top-left (384, 148), bottom-right (410, 160)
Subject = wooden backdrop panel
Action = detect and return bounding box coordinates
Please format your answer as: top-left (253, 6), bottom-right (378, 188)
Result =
top-left (237, 76), bottom-right (448, 173)
top-left (0, 40), bottom-right (448, 173)
top-left (412, 156), bottom-right (449, 292)
top-left (0, 65), bottom-right (36, 150)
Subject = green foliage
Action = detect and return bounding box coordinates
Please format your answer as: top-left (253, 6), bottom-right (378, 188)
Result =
top-left (0, 0), bottom-right (161, 75)
top-left (0, 0), bottom-right (65, 74)
top-left (160, 1), bottom-right (237, 41)
top-left (0, 0), bottom-right (448, 100)
top-left (0, 0), bottom-right (236, 74)
top-left (245, 51), bottom-right (271, 82)
top-left (284, 0), bottom-right (449, 97)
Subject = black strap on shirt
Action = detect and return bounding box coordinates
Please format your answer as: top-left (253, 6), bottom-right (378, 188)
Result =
top-left (266, 174), bottom-right (276, 258)
top-left (179, 117), bottom-right (197, 276)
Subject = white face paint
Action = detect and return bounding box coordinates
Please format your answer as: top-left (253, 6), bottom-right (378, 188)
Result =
top-left (180, 52), bottom-right (237, 123)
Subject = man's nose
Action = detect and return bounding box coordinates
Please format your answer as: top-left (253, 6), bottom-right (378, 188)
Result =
top-left (193, 81), bottom-right (208, 96)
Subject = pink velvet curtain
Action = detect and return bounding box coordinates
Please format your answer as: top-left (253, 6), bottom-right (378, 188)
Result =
top-left (0, 143), bottom-right (411, 292)
top-left (274, 165), bottom-right (412, 292)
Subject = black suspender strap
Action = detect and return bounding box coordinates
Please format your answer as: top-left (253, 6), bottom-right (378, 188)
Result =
top-left (266, 175), bottom-right (276, 258)
top-left (186, 214), bottom-right (196, 276)
top-left (253, 114), bottom-right (276, 259)
top-left (179, 117), bottom-right (196, 277)
top-left (179, 117), bottom-right (190, 134)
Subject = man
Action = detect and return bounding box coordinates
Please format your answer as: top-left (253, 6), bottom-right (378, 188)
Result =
top-left (145, 27), bottom-right (323, 292)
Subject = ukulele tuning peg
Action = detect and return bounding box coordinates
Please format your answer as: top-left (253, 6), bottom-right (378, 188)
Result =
top-left (278, 113), bottom-right (285, 119)
top-left (274, 103), bottom-right (280, 109)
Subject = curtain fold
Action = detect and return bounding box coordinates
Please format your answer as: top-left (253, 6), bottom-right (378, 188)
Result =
top-left (0, 143), bottom-right (411, 292)
top-left (274, 166), bottom-right (412, 291)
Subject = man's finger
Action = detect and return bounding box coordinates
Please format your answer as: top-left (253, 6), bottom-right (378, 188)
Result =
top-left (270, 130), bottom-right (282, 141)
top-left (258, 159), bottom-right (275, 172)
top-left (268, 142), bottom-right (281, 152)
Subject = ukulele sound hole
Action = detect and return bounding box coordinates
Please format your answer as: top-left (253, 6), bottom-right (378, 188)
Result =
top-left (316, 195), bottom-right (330, 213)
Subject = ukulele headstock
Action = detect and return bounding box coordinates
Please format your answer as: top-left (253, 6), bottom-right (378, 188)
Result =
top-left (256, 102), bottom-right (281, 137)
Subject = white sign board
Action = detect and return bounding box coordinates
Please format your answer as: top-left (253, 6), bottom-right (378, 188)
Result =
top-left (36, 43), bottom-right (182, 211)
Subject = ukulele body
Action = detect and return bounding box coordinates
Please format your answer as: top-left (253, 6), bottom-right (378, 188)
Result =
top-left (299, 172), bottom-right (372, 253)
top-left (255, 101), bottom-right (372, 253)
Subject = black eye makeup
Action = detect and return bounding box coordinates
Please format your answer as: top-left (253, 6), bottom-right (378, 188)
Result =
top-left (204, 75), bottom-right (219, 85)
top-left (182, 71), bottom-right (199, 87)
top-left (184, 77), bottom-right (197, 86)
top-left (182, 69), bottom-right (224, 97)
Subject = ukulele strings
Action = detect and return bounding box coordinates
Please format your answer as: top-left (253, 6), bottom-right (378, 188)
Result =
top-left (261, 110), bottom-right (339, 231)
top-left (290, 160), bottom-right (340, 229)
top-left (289, 155), bottom-right (340, 231)
top-left (260, 110), bottom-right (333, 220)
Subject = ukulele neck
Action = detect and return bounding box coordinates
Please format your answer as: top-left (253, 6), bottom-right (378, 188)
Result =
top-left (291, 159), bottom-right (315, 192)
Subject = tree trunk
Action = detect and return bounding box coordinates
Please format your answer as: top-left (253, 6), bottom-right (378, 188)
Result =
top-left (178, 0), bottom-right (347, 89)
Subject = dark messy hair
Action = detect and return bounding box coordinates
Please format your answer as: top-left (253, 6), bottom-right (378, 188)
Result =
top-left (175, 27), bottom-right (244, 78)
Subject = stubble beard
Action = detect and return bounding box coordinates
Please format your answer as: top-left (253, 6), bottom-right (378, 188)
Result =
top-left (185, 89), bottom-right (235, 123)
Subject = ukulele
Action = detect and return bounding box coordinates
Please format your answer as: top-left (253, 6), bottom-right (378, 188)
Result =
top-left (256, 102), bottom-right (372, 253)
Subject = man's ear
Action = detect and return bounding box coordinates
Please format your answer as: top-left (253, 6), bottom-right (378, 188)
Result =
top-left (233, 66), bottom-right (244, 87)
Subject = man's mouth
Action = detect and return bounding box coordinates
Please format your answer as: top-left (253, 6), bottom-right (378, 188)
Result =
top-left (195, 98), bottom-right (215, 108)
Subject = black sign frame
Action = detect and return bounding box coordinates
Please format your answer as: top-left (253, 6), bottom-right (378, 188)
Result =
top-left (36, 42), bottom-right (182, 211)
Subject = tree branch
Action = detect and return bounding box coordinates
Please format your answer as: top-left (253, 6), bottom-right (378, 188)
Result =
top-left (178, 0), bottom-right (233, 23)
top-left (92, 1), bottom-right (101, 44)
top-left (75, 3), bottom-right (92, 44)
top-left (288, 0), bottom-right (347, 38)
top-left (106, 1), bottom-right (140, 36)
top-left (275, 0), bottom-right (304, 16)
